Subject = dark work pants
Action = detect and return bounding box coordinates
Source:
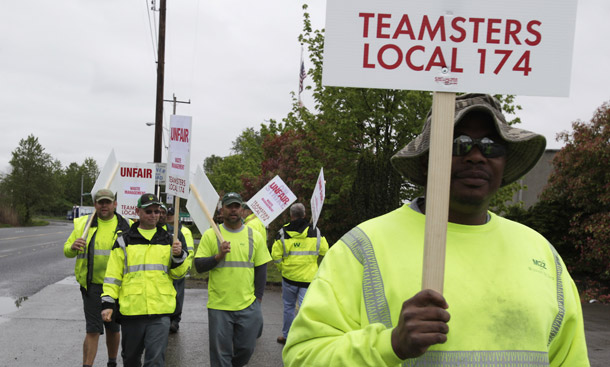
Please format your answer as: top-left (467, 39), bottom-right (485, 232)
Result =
top-left (208, 301), bottom-right (262, 367)
top-left (121, 316), bottom-right (170, 367)
top-left (171, 277), bottom-right (185, 324)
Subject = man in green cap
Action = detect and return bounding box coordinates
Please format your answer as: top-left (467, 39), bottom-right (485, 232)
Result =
top-left (101, 193), bottom-right (189, 366)
top-left (194, 192), bottom-right (272, 367)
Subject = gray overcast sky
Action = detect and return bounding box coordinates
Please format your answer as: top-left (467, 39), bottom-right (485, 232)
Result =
top-left (1, 0), bottom-right (608, 175)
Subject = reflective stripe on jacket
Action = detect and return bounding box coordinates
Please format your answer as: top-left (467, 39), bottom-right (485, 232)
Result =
top-left (282, 206), bottom-right (590, 366)
top-left (63, 213), bottom-right (130, 289)
top-left (271, 221), bottom-right (329, 283)
top-left (101, 223), bottom-right (189, 317)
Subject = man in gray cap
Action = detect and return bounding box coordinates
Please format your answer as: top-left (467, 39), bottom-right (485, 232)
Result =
top-left (63, 189), bottom-right (131, 367)
top-left (283, 94), bottom-right (590, 366)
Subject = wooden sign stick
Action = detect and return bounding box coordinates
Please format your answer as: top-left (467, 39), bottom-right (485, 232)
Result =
top-left (421, 91), bottom-right (456, 294)
top-left (173, 196), bottom-right (180, 243)
top-left (81, 163), bottom-right (120, 240)
top-left (189, 183), bottom-right (224, 243)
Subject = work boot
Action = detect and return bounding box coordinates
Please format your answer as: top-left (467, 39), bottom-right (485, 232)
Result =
top-left (276, 336), bottom-right (287, 345)
top-left (169, 321), bottom-right (179, 333)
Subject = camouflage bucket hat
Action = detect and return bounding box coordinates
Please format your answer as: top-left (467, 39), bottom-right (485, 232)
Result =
top-left (391, 93), bottom-right (546, 187)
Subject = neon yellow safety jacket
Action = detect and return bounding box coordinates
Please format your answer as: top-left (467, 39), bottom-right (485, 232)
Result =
top-left (164, 223), bottom-right (195, 269)
top-left (271, 219), bottom-right (329, 283)
top-left (63, 213), bottom-right (131, 289)
top-left (101, 223), bottom-right (189, 317)
top-left (283, 205), bottom-right (590, 367)
top-left (245, 213), bottom-right (267, 246)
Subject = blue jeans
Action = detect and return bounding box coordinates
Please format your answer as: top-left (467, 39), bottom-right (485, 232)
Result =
top-left (281, 279), bottom-right (308, 338)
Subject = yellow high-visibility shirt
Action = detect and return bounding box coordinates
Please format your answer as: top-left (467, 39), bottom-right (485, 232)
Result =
top-left (283, 205), bottom-right (589, 367)
top-left (196, 224), bottom-right (271, 311)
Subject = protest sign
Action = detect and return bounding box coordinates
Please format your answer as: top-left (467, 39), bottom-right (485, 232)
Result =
top-left (155, 163), bottom-right (167, 186)
top-left (116, 162), bottom-right (156, 219)
top-left (90, 149), bottom-right (119, 198)
top-left (83, 149), bottom-right (120, 239)
top-left (166, 115), bottom-right (192, 199)
top-left (246, 175), bottom-right (297, 227)
top-left (323, 0), bottom-right (578, 293)
top-left (186, 166), bottom-right (222, 241)
top-left (323, 0), bottom-right (578, 96)
top-left (310, 168), bottom-right (325, 228)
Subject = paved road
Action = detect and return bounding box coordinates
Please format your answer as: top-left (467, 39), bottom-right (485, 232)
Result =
top-left (0, 223), bottom-right (608, 366)
top-left (0, 276), bottom-right (285, 367)
top-left (0, 275), bottom-right (607, 366)
top-left (0, 222), bottom-right (73, 298)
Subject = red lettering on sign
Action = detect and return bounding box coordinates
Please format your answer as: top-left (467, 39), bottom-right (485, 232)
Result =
top-left (359, 12), bottom-right (375, 38)
top-left (365, 44), bottom-right (463, 73)
top-left (525, 20), bottom-right (542, 46)
top-left (418, 15), bottom-right (446, 42)
top-left (120, 167), bottom-right (153, 178)
top-left (358, 13), bottom-right (544, 77)
top-left (449, 17), bottom-right (467, 42)
top-left (393, 14), bottom-right (415, 40)
top-left (486, 18), bottom-right (502, 44)
top-left (376, 13), bottom-right (392, 39)
top-left (171, 127), bottom-right (190, 143)
top-left (505, 19), bottom-right (522, 45)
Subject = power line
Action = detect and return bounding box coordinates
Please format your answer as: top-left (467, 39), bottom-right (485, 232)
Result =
top-left (144, 0), bottom-right (157, 62)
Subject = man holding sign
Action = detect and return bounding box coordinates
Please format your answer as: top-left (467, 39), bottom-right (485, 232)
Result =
top-left (101, 193), bottom-right (189, 366)
top-left (283, 94), bottom-right (589, 366)
top-left (63, 189), bottom-right (130, 367)
top-left (194, 192), bottom-right (271, 367)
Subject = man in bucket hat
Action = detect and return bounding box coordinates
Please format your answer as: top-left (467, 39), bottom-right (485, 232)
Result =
top-left (283, 94), bottom-right (589, 366)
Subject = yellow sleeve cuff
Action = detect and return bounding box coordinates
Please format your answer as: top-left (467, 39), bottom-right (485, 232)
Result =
top-left (376, 327), bottom-right (405, 366)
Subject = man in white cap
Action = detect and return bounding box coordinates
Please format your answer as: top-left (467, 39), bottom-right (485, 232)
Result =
top-left (283, 94), bottom-right (590, 366)
top-left (63, 189), bottom-right (131, 367)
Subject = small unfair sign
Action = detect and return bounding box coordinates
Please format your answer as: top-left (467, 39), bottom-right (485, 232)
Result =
top-left (310, 168), bottom-right (325, 228)
top-left (247, 175), bottom-right (297, 227)
top-left (323, 0), bottom-right (578, 96)
top-left (167, 115), bottom-right (192, 199)
top-left (117, 162), bottom-right (155, 219)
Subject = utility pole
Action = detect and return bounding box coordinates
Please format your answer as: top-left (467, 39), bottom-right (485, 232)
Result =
top-left (153, 0), bottom-right (167, 163)
top-left (164, 93), bottom-right (191, 115)
top-left (80, 174), bottom-right (84, 207)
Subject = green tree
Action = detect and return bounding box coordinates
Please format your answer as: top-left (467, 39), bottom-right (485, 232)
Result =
top-left (541, 101), bottom-right (610, 283)
top-left (62, 158), bottom-right (99, 207)
top-left (266, 5), bottom-right (525, 242)
top-left (200, 5), bottom-right (526, 243)
top-left (204, 125), bottom-right (275, 195)
top-left (1, 135), bottom-right (60, 224)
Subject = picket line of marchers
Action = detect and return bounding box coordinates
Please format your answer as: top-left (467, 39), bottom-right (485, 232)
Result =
top-left (89, 131), bottom-right (325, 237)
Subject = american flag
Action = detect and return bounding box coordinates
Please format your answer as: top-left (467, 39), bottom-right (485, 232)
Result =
top-left (298, 60), bottom-right (307, 94)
